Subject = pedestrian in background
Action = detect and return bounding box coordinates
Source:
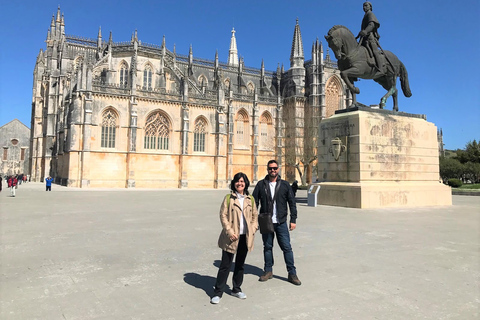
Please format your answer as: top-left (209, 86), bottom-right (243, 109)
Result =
top-left (45, 176), bottom-right (54, 191)
top-left (8, 176), bottom-right (17, 197)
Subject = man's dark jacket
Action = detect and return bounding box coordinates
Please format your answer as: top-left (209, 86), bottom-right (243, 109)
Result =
top-left (252, 175), bottom-right (297, 224)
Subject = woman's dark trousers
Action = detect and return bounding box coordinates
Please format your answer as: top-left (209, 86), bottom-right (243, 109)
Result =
top-left (213, 235), bottom-right (248, 297)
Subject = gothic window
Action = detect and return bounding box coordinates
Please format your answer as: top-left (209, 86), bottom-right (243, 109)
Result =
top-left (100, 69), bottom-right (107, 84)
top-left (101, 109), bottom-right (117, 148)
top-left (20, 148), bottom-right (26, 161)
top-left (144, 111), bottom-right (170, 150)
top-left (247, 82), bottom-right (255, 94)
top-left (2, 148), bottom-right (7, 161)
top-left (119, 62), bottom-right (129, 88)
top-left (325, 76), bottom-right (342, 118)
top-left (198, 75), bottom-right (208, 88)
top-left (143, 65), bottom-right (153, 90)
top-left (235, 110), bottom-right (250, 148)
top-left (193, 117), bottom-right (207, 152)
top-left (73, 56), bottom-right (84, 75)
top-left (259, 112), bottom-right (274, 150)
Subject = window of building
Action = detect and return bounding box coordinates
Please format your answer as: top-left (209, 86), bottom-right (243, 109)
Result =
top-left (198, 75), bottom-right (208, 92)
top-left (101, 109), bottom-right (117, 148)
top-left (74, 57), bottom-right (83, 75)
top-left (120, 63), bottom-right (128, 88)
top-left (2, 148), bottom-right (7, 161)
top-left (247, 82), bottom-right (255, 94)
top-left (20, 148), bottom-right (26, 161)
top-left (325, 76), bottom-right (342, 118)
top-left (259, 112), bottom-right (274, 150)
top-left (235, 110), bottom-right (249, 148)
top-left (144, 111), bottom-right (170, 150)
top-left (193, 117), bottom-right (207, 152)
top-left (11, 139), bottom-right (18, 146)
top-left (143, 65), bottom-right (153, 90)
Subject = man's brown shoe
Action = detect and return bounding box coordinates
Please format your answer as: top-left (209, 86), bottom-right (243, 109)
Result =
top-left (259, 271), bottom-right (273, 282)
top-left (288, 274), bottom-right (301, 286)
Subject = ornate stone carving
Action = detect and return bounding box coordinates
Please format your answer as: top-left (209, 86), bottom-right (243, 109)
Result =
top-left (329, 137), bottom-right (346, 161)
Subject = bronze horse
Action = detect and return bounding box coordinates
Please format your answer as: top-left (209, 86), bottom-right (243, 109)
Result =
top-left (325, 25), bottom-right (411, 111)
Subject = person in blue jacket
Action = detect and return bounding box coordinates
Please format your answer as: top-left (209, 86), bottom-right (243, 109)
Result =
top-left (45, 176), bottom-right (54, 191)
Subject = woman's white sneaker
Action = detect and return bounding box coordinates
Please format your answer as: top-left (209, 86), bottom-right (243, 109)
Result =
top-left (232, 292), bottom-right (247, 299)
top-left (210, 296), bottom-right (221, 304)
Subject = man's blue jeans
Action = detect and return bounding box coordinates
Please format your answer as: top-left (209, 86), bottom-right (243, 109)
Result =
top-left (262, 221), bottom-right (296, 275)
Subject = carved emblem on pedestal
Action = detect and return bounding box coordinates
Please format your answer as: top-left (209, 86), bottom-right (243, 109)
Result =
top-left (329, 137), bottom-right (347, 161)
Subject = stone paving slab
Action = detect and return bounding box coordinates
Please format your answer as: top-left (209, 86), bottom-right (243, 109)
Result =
top-left (0, 182), bottom-right (479, 319)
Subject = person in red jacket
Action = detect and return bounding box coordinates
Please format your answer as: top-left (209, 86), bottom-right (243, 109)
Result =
top-left (8, 176), bottom-right (17, 197)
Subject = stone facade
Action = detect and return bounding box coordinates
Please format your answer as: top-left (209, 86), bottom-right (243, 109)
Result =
top-left (0, 119), bottom-right (30, 177)
top-left (315, 107), bottom-right (451, 208)
top-left (30, 7), bottom-right (350, 188)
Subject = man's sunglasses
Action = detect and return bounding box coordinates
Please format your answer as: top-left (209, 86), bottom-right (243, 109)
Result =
top-left (267, 167), bottom-right (278, 171)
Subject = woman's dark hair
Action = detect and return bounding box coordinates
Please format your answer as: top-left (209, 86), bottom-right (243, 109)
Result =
top-left (230, 172), bottom-right (250, 195)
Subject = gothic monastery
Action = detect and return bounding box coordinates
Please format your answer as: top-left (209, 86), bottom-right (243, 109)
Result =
top-left (30, 7), bottom-right (352, 188)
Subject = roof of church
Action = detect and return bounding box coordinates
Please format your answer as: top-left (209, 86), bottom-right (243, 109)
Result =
top-left (0, 119), bottom-right (30, 130)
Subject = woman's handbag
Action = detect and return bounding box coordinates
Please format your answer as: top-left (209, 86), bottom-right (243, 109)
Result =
top-left (258, 212), bottom-right (274, 234)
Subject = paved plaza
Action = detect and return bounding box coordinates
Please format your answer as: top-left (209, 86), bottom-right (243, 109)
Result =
top-left (0, 182), bottom-right (479, 319)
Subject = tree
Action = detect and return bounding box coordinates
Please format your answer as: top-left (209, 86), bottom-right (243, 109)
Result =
top-left (439, 157), bottom-right (464, 182)
top-left (464, 161), bottom-right (480, 183)
top-left (283, 98), bottom-right (319, 186)
top-left (456, 140), bottom-right (480, 164)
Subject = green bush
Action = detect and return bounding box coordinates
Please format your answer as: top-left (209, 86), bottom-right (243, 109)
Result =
top-left (447, 178), bottom-right (463, 188)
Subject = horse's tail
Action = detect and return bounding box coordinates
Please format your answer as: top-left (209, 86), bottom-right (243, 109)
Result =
top-left (399, 62), bottom-right (412, 97)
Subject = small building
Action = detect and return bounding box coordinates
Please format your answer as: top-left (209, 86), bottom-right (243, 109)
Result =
top-left (0, 119), bottom-right (31, 177)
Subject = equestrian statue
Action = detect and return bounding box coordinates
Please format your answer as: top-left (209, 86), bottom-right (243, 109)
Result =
top-left (325, 1), bottom-right (411, 111)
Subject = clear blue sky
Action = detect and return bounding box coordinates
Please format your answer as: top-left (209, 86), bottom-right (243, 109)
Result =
top-left (1, 0), bottom-right (478, 150)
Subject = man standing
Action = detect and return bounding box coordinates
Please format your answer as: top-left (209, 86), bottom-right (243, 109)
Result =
top-left (252, 160), bottom-right (301, 285)
top-left (45, 176), bottom-right (54, 191)
top-left (356, 1), bottom-right (383, 72)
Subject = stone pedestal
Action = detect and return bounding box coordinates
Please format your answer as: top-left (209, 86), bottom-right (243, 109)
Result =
top-left (314, 107), bottom-right (451, 208)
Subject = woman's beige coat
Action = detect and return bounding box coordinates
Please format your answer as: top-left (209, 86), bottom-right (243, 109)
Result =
top-left (217, 192), bottom-right (258, 254)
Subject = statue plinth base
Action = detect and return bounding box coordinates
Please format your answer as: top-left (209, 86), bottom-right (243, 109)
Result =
top-left (313, 107), bottom-right (451, 208)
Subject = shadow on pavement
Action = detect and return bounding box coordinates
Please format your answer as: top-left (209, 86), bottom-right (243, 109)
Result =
top-left (183, 262), bottom-right (263, 297)
top-left (296, 197), bottom-right (307, 204)
top-left (213, 260), bottom-right (264, 277)
top-left (183, 273), bottom-right (216, 297)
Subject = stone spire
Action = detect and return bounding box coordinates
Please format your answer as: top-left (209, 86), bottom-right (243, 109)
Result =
top-left (97, 26), bottom-right (102, 48)
top-left (49, 15), bottom-right (55, 39)
top-left (290, 18), bottom-right (304, 68)
top-left (227, 28), bottom-right (239, 67)
top-left (56, 6), bottom-right (61, 23)
top-left (60, 14), bottom-right (65, 35)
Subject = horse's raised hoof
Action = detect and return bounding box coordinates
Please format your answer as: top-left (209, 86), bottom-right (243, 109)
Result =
top-left (353, 88), bottom-right (360, 94)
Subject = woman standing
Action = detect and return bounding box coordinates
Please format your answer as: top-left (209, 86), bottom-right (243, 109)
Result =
top-left (211, 172), bottom-right (258, 304)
